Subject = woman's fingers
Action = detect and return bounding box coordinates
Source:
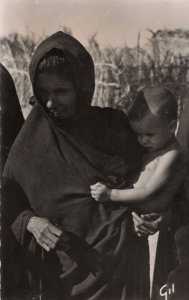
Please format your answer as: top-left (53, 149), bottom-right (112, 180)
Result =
top-left (36, 234), bottom-right (57, 250)
top-left (133, 217), bottom-right (152, 235)
top-left (35, 231), bottom-right (59, 250)
top-left (132, 212), bottom-right (143, 225)
top-left (132, 212), bottom-right (158, 235)
top-left (48, 223), bottom-right (62, 237)
top-left (138, 224), bottom-right (155, 235)
top-left (37, 240), bottom-right (50, 252)
top-left (135, 228), bottom-right (149, 237)
top-left (36, 227), bottom-right (59, 244)
top-left (134, 225), bottom-right (153, 236)
top-left (141, 213), bottom-right (161, 221)
top-left (27, 217), bottom-right (62, 251)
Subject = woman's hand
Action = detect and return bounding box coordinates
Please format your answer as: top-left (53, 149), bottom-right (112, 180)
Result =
top-left (132, 212), bottom-right (163, 237)
top-left (27, 217), bottom-right (62, 252)
top-left (90, 182), bottom-right (110, 202)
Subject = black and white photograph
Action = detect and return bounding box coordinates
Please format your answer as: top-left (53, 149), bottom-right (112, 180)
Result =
top-left (1, 1), bottom-right (189, 299)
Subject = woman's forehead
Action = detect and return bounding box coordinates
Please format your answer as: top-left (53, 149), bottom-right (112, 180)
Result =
top-left (35, 70), bottom-right (73, 89)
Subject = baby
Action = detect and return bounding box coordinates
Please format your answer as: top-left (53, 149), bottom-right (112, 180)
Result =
top-left (91, 86), bottom-right (185, 213)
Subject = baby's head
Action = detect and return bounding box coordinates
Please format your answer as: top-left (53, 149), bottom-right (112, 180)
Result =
top-left (175, 225), bottom-right (189, 268)
top-left (127, 86), bottom-right (178, 152)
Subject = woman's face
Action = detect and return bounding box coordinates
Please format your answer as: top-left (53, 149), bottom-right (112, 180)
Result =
top-left (35, 70), bottom-right (77, 120)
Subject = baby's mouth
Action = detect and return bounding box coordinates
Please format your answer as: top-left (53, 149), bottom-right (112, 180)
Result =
top-left (142, 144), bottom-right (154, 151)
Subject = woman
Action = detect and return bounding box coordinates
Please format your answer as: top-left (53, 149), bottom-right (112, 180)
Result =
top-left (3, 31), bottom-right (150, 300)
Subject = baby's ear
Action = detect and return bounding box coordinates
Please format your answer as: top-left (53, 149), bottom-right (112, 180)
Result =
top-left (169, 119), bottom-right (177, 133)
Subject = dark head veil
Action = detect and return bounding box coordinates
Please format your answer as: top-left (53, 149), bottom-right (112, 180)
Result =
top-left (29, 31), bottom-right (95, 108)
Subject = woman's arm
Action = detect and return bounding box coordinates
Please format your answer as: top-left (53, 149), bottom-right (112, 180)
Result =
top-left (2, 177), bottom-right (36, 246)
top-left (2, 177), bottom-right (62, 252)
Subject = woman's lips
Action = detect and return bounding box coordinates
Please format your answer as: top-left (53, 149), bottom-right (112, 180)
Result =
top-left (48, 109), bottom-right (69, 118)
top-left (49, 110), bottom-right (58, 116)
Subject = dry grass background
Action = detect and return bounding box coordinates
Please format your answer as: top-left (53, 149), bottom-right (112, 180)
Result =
top-left (1, 28), bottom-right (189, 118)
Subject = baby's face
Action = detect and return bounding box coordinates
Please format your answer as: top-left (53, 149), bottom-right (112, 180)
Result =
top-left (129, 113), bottom-right (174, 152)
top-left (35, 70), bottom-right (77, 120)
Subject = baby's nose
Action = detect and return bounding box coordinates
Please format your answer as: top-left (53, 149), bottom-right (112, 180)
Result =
top-left (139, 135), bottom-right (148, 144)
top-left (142, 136), bottom-right (148, 143)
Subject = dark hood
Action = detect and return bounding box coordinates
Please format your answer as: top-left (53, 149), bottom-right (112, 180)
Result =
top-left (29, 31), bottom-right (95, 107)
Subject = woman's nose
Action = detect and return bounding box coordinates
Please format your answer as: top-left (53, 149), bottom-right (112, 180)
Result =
top-left (46, 94), bottom-right (57, 109)
top-left (46, 100), bottom-right (53, 109)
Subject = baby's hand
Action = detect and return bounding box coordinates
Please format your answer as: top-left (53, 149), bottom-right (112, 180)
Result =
top-left (90, 182), bottom-right (110, 202)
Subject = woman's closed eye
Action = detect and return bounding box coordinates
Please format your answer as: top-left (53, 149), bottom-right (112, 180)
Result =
top-left (36, 89), bottom-right (48, 103)
top-left (55, 89), bottom-right (68, 95)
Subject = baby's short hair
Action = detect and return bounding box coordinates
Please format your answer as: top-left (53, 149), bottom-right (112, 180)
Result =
top-left (127, 86), bottom-right (178, 123)
top-left (37, 48), bottom-right (73, 81)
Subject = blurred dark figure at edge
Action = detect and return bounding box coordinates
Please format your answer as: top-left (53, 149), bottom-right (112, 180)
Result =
top-left (0, 63), bottom-right (26, 298)
top-left (152, 97), bottom-right (189, 299)
top-left (165, 98), bottom-right (189, 300)
top-left (166, 225), bottom-right (189, 300)
top-left (0, 63), bottom-right (24, 168)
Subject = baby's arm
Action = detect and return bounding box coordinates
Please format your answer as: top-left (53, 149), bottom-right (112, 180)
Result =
top-left (91, 150), bottom-right (182, 210)
top-left (110, 149), bottom-right (182, 209)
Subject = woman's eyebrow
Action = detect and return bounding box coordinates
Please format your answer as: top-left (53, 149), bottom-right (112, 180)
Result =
top-left (55, 88), bottom-right (67, 92)
top-left (35, 85), bottom-right (46, 92)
